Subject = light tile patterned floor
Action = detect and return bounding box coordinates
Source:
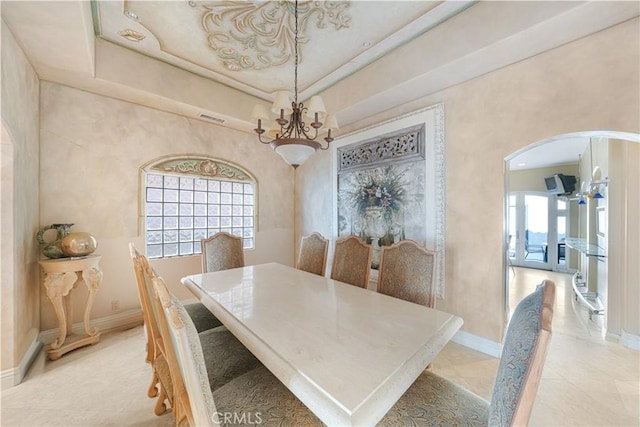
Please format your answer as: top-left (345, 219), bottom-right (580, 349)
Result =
top-left (1, 267), bottom-right (638, 426)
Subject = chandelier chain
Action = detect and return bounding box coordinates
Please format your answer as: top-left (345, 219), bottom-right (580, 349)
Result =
top-left (294, 0), bottom-right (299, 106)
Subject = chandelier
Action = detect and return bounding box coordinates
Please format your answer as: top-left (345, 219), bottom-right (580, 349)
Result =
top-left (251, 0), bottom-right (338, 168)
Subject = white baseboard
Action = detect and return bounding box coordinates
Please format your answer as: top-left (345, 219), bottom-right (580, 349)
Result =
top-left (1, 336), bottom-right (43, 390)
top-left (622, 329), bottom-right (640, 351)
top-left (604, 330), bottom-right (621, 343)
top-left (39, 308), bottom-right (143, 345)
top-left (451, 330), bottom-right (503, 358)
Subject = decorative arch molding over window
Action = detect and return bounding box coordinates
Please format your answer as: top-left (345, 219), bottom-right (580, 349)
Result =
top-left (150, 157), bottom-right (254, 181)
top-left (140, 155), bottom-right (258, 259)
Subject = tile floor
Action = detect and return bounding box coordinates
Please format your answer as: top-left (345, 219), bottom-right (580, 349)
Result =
top-left (1, 268), bottom-right (638, 426)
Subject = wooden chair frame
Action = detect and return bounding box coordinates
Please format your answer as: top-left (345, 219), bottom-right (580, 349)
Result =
top-left (152, 276), bottom-right (204, 426)
top-left (129, 243), bottom-right (172, 415)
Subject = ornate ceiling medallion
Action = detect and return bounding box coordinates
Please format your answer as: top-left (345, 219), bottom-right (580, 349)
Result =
top-left (199, 1), bottom-right (351, 72)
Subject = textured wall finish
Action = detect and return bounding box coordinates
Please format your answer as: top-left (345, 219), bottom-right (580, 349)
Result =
top-left (39, 82), bottom-right (294, 331)
top-left (1, 21), bottom-right (41, 377)
top-left (296, 18), bottom-right (639, 344)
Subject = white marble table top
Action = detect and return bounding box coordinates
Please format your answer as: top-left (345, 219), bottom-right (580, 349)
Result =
top-left (182, 262), bottom-right (463, 426)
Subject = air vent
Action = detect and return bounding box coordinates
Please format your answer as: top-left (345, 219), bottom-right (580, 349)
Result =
top-left (199, 113), bottom-right (225, 124)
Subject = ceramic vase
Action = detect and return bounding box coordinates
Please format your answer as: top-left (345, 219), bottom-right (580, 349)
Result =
top-left (61, 232), bottom-right (98, 257)
top-left (36, 223), bottom-right (74, 259)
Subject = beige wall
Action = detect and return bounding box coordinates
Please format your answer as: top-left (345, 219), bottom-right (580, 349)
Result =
top-left (607, 139), bottom-right (639, 342)
top-left (296, 18), bottom-right (639, 344)
top-left (38, 82), bottom-right (295, 331)
top-left (0, 21), bottom-right (41, 374)
top-left (509, 165), bottom-right (580, 193)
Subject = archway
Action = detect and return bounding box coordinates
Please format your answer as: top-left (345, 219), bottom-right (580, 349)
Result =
top-left (503, 131), bottom-right (639, 349)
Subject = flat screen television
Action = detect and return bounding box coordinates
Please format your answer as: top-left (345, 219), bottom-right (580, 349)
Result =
top-left (544, 174), bottom-right (577, 195)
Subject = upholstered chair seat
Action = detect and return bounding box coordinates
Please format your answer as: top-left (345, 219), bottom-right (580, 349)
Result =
top-left (183, 302), bottom-right (223, 333)
top-left (378, 370), bottom-right (489, 426)
top-left (297, 232), bottom-right (329, 276)
top-left (197, 324), bottom-right (263, 391)
top-left (213, 365), bottom-right (323, 426)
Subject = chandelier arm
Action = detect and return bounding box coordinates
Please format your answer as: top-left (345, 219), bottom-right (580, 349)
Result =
top-left (257, 133), bottom-right (274, 145)
top-left (298, 125), bottom-right (319, 141)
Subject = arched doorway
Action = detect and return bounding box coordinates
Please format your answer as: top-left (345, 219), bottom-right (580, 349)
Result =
top-left (504, 131), bottom-right (639, 349)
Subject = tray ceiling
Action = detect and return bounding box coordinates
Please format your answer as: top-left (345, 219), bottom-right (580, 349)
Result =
top-left (93, 0), bottom-right (464, 100)
top-left (3, 1), bottom-right (638, 133)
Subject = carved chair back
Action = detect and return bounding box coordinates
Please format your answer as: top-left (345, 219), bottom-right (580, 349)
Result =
top-left (297, 232), bottom-right (329, 276)
top-left (201, 232), bottom-right (244, 273)
top-left (330, 235), bottom-right (372, 288)
top-left (377, 239), bottom-right (437, 308)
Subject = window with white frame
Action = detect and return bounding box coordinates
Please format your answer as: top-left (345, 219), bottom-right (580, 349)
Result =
top-left (143, 157), bottom-right (256, 259)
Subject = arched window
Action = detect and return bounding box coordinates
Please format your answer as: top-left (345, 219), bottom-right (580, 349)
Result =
top-left (141, 156), bottom-right (257, 259)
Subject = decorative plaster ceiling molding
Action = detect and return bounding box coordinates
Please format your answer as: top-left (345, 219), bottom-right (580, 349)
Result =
top-left (200, 1), bottom-right (351, 72)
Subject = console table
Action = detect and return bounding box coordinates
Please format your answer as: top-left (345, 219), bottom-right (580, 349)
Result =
top-left (565, 238), bottom-right (605, 318)
top-left (39, 255), bottom-right (103, 360)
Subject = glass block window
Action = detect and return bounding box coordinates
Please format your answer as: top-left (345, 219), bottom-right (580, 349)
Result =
top-left (145, 173), bottom-right (255, 259)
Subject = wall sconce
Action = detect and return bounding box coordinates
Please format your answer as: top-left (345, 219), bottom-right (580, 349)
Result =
top-left (589, 178), bottom-right (607, 199)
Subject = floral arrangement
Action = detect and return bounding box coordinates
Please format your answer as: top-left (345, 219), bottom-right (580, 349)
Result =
top-left (351, 166), bottom-right (407, 219)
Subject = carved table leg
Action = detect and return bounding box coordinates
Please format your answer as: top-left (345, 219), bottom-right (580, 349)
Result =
top-left (82, 266), bottom-right (103, 337)
top-left (43, 271), bottom-right (78, 349)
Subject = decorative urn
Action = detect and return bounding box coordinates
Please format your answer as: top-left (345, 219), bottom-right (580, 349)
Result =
top-left (61, 232), bottom-right (98, 257)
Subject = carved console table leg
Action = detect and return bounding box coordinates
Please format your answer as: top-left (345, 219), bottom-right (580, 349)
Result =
top-left (40, 255), bottom-right (103, 360)
top-left (43, 271), bottom-right (77, 350)
top-left (82, 267), bottom-right (103, 337)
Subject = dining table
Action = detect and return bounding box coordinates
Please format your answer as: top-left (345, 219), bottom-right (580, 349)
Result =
top-left (181, 262), bottom-right (463, 426)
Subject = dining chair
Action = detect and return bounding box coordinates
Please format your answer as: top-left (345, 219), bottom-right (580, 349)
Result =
top-left (377, 239), bottom-right (437, 308)
top-left (330, 235), bottom-right (373, 288)
top-left (129, 243), bottom-right (258, 416)
top-left (201, 231), bottom-right (245, 273)
top-left (130, 243), bottom-right (222, 335)
top-left (297, 232), bottom-right (329, 276)
top-left (379, 280), bottom-right (556, 426)
top-left (129, 243), bottom-right (172, 415)
top-left (152, 276), bottom-right (323, 427)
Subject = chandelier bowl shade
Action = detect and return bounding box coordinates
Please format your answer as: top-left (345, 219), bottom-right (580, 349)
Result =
top-left (273, 138), bottom-right (320, 167)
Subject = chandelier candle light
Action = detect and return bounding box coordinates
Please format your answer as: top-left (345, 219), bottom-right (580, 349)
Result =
top-left (251, 0), bottom-right (338, 168)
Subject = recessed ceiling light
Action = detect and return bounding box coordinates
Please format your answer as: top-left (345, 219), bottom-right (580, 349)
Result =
top-left (124, 10), bottom-right (138, 21)
top-left (362, 41), bottom-right (372, 49)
